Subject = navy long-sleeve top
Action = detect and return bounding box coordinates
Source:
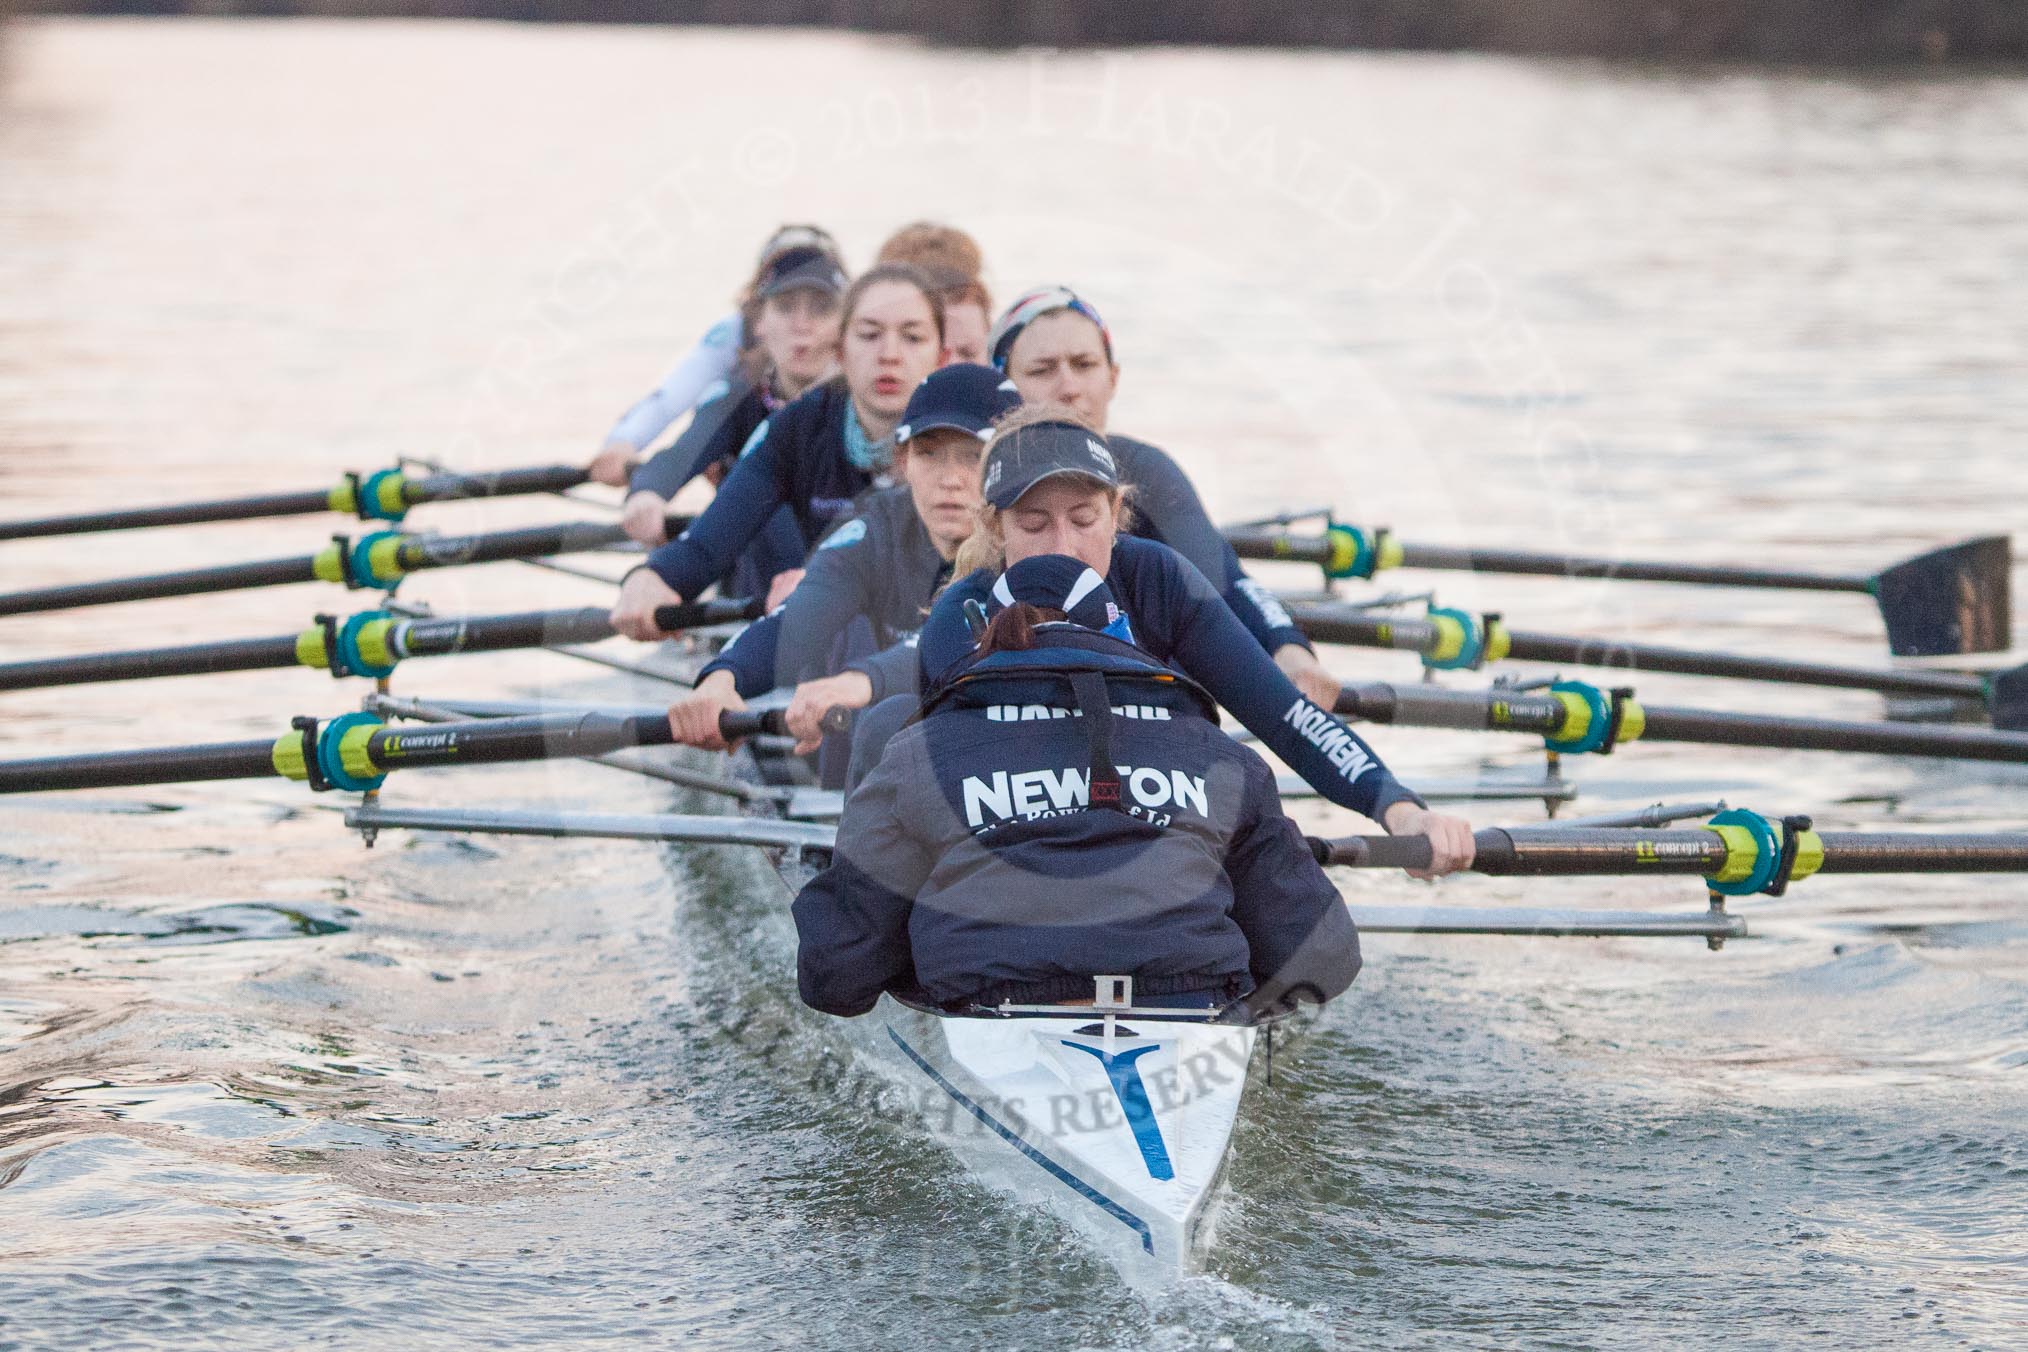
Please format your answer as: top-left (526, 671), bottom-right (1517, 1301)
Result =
top-left (642, 378), bottom-right (876, 602)
top-left (917, 535), bottom-right (1424, 823)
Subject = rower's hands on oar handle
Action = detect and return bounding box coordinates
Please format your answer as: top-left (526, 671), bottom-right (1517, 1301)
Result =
top-left (611, 568), bottom-right (686, 641)
top-left (1275, 644), bottom-right (1342, 711)
top-left (1380, 802), bottom-right (1477, 880)
top-left (670, 669), bottom-right (744, 751)
top-left (586, 441), bottom-right (640, 488)
top-left (621, 490), bottom-right (673, 546)
top-left (714, 704), bottom-right (853, 748)
top-left (786, 672), bottom-right (871, 755)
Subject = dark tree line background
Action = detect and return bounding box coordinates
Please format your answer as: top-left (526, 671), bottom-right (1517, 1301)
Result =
top-left (16, 0), bottom-right (2028, 61)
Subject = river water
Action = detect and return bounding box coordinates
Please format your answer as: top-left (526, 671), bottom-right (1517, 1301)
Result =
top-left (1, 18), bottom-right (2024, 1350)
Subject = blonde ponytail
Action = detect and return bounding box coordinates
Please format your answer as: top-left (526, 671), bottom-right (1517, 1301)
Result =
top-left (949, 504), bottom-right (1005, 579)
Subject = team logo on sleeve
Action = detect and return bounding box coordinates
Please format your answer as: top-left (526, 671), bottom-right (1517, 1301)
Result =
top-left (818, 519), bottom-right (866, 551)
top-left (1283, 699), bottom-right (1376, 784)
top-left (1237, 578), bottom-right (1294, 630)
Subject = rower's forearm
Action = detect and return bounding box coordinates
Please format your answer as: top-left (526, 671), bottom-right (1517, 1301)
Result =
top-left (700, 611), bottom-right (783, 699)
top-left (628, 445), bottom-right (699, 501)
top-left (851, 642), bottom-right (921, 704)
top-left (643, 446), bottom-right (791, 601)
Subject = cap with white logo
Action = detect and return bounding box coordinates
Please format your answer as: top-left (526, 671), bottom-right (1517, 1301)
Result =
top-left (979, 420), bottom-right (1122, 511)
top-left (893, 363), bottom-right (1024, 445)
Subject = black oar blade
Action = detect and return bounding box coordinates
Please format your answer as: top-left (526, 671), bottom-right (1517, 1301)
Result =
top-left (1990, 664), bottom-right (2028, 733)
top-left (1874, 535), bottom-right (2011, 656)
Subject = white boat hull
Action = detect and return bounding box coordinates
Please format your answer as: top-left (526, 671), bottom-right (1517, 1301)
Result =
top-left (879, 998), bottom-right (1257, 1270)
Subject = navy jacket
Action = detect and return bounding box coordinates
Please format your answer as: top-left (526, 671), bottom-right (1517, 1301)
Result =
top-left (793, 631), bottom-right (1360, 1016)
top-left (642, 378), bottom-right (876, 601)
top-left (916, 536), bottom-right (1423, 824)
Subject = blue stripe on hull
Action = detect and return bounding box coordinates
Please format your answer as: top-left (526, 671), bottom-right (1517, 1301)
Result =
top-left (1059, 1040), bottom-right (1174, 1181)
top-left (885, 1025), bottom-right (1155, 1255)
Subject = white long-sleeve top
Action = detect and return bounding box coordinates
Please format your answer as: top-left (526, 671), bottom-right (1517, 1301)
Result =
top-left (602, 311), bottom-right (745, 452)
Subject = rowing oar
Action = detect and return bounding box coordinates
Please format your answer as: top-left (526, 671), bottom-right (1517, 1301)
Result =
top-left (1328, 678), bottom-right (2028, 765)
top-left (0, 704), bottom-right (852, 795)
top-left (1312, 810), bottom-right (2028, 948)
top-left (0, 463), bottom-right (592, 542)
top-left (1289, 598), bottom-right (2028, 730)
top-left (1227, 524), bottom-right (2012, 657)
top-left (0, 599), bottom-right (762, 691)
top-left (1316, 816), bottom-right (2028, 886)
top-left (0, 515), bottom-right (688, 618)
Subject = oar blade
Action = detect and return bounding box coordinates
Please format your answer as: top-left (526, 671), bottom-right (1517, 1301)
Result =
top-left (1874, 535), bottom-right (2012, 656)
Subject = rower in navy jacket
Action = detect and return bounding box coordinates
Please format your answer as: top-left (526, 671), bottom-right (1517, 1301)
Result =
top-left (987, 286), bottom-right (1338, 708)
top-left (608, 262), bottom-right (950, 640)
top-left (585, 224), bottom-right (845, 499)
top-left (607, 240), bottom-right (848, 597)
top-left (792, 554), bottom-right (1364, 1020)
top-left (849, 404), bottom-right (1477, 872)
top-left (666, 362), bottom-right (1023, 755)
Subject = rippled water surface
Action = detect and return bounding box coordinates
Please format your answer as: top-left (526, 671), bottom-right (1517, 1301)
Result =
top-left (1, 19), bottom-right (2025, 1349)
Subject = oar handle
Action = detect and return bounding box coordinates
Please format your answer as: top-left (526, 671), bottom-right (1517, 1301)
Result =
top-left (650, 597), bottom-right (762, 632)
top-left (715, 706), bottom-right (853, 742)
top-left (1311, 834), bottom-right (1434, 870)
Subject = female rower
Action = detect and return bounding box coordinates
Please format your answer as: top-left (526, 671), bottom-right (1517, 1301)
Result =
top-left (792, 553), bottom-right (1363, 1020)
top-left (671, 223), bottom-right (987, 603)
top-left (586, 225), bottom-right (845, 509)
top-left (609, 262), bottom-right (949, 640)
top-left (906, 405), bottom-right (1476, 872)
top-left (988, 286), bottom-right (1340, 708)
top-left (606, 238), bottom-right (848, 564)
top-left (875, 222), bottom-right (991, 364)
top-left (665, 362), bottom-right (1019, 754)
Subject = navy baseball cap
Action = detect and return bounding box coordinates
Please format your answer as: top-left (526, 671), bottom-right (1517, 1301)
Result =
top-left (894, 363), bottom-right (1022, 444)
top-left (979, 419), bottom-right (1120, 510)
top-left (758, 245), bottom-right (847, 300)
top-left (990, 553), bottom-right (1133, 642)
